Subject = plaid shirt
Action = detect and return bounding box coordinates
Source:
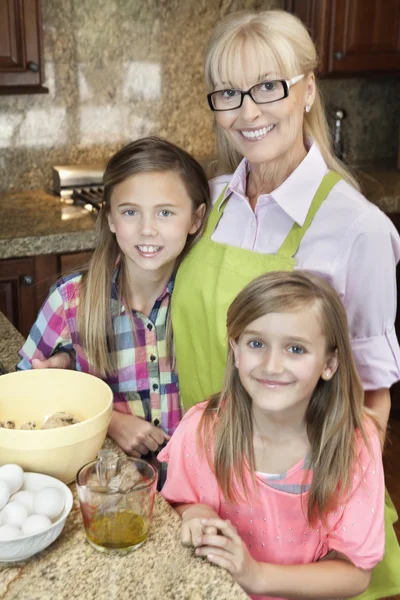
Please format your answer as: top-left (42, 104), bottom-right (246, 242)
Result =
top-left (17, 269), bottom-right (182, 437)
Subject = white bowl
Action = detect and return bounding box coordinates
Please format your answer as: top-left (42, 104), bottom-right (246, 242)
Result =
top-left (0, 472), bottom-right (73, 562)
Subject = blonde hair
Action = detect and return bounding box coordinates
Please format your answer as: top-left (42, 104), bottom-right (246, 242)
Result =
top-left (78, 136), bottom-right (211, 376)
top-left (200, 271), bottom-right (376, 525)
top-left (205, 10), bottom-right (360, 191)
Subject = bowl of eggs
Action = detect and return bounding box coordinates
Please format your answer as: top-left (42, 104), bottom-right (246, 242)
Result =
top-left (0, 464), bottom-right (73, 562)
top-left (0, 369), bottom-right (113, 484)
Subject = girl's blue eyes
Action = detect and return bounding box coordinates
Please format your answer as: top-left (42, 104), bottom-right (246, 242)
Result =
top-left (288, 346), bottom-right (304, 354)
top-left (248, 340), bottom-right (264, 349)
top-left (247, 340), bottom-right (305, 354)
top-left (122, 209), bottom-right (172, 217)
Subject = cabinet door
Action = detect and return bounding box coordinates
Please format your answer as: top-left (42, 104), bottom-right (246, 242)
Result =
top-left (285, 0), bottom-right (400, 76)
top-left (0, 257), bottom-right (38, 338)
top-left (0, 0), bottom-right (48, 94)
top-left (60, 251), bottom-right (93, 277)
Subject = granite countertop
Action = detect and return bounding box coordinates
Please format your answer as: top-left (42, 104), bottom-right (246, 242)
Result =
top-left (0, 190), bottom-right (97, 259)
top-left (0, 311), bottom-right (24, 373)
top-left (0, 312), bottom-right (249, 600)
top-left (358, 167), bottom-right (400, 213)
top-left (0, 492), bottom-right (248, 600)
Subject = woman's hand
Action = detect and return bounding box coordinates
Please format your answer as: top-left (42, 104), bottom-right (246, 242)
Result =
top-left (107, 410), bottom-right (170, 457)
top-left (32, 352), bottom-right (73, 370)
top-left (195, 518), bottom-right (263, 595)
top-left (178, 504), bottom-right (219, 547)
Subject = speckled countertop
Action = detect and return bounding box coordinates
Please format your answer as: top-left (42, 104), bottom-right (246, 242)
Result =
top-left (358, 167), bottom-right (400, 213)
top-left (0, 190), bottom-right (97, 259)
top-left (0, 312), bottom-right (24, 373)
top-left (0, 312), bottom-right (249, 600)
top-left (0, 492), bottom-right (249, 600)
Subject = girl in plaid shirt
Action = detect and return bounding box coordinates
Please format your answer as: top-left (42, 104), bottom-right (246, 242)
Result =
top-left (17, 136), bottom-right (210, 460)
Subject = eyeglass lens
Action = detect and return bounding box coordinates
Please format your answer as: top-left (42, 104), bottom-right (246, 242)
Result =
top-left (211, 80), bottom-right (285, 110)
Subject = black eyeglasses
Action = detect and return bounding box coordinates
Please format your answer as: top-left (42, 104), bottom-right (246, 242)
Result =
top-left (207, 74), bottom-right (304, 112)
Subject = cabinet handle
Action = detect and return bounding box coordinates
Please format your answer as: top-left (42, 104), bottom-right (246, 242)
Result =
top-left (22, 275), bottom-right (35, 286)
top-left (334, 51), bottom-right (345, 61)
top-left (27, 61), bottom-right (39, 73)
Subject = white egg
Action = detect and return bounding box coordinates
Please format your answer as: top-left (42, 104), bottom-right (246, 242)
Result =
top-left (1, 502), bottom-right (28, 527)
top-left (33, 487), bottom-right (65, 520)
top-left (0, 464), bottom-right (24, 495)
top-left (0, 480), bottom-right (10, 510)
top-left (22, 514), bottom-right (52, 536)
top-left (0, 524), bottom-right (22, 541)
top-left (10, 490), bottom-right (34, 515)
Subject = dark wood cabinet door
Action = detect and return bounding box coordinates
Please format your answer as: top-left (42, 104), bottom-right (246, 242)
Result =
top-left (285, 0), bottom-right (400, 76)
top-left (0, 0), bottom-right (48, 94)
top-left (0, 252), bottom-right (93, 339)
top-left (0, 256), bottom-right (38, 338)
top-left (60, 251), bottom-right (93, 277)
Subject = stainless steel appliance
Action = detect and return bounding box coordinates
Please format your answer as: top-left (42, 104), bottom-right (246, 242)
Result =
top-left (52, 165), bottom-right (104, 213)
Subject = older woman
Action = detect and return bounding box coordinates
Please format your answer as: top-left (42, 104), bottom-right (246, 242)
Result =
top-left (170, 10), bottom-right (400, 600)
top-left (172, 10), bottom-right (400, 430)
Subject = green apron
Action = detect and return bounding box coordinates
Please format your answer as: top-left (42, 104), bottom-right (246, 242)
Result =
top-left (172, 170), bottom-right (341, 409)
top-left (172, 169), bottom-right (400, 600)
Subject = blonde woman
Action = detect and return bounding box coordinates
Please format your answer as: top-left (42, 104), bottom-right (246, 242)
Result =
top-left (161, 271), bottom-right (385, 600)
top-left (169, 10), bottom-right (400, 600)
top-left (172, 10), bottom-right (400, 436)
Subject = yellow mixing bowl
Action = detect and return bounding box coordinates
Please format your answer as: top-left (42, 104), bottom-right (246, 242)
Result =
top-left (0, 369), bottom-right (113, 483)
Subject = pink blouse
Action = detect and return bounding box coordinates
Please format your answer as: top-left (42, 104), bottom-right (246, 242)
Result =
top-left (209, 144), bottom-right (400, 391)
top-left (160, 403), bottom-right (385, 600)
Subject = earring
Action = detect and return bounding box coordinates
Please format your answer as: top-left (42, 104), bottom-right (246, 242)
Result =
top-left (235, 361), bottom-right (239, 368)
top-left (305, 104), bottom-right (311, 113)
top-left (322, 370), bottom-right (330, 380)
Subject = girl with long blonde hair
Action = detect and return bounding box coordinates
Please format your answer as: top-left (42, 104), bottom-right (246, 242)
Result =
top-left (160, 271), bottom-right (385, 600)
top-left (18, 136), bottom-right (210, 460)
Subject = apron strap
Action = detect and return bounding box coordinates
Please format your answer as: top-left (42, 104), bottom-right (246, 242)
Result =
top-left (204, 185), bottom-right (229, 237)
top-left (204, 172), bottom-right (342, 256)
top-left (277, 171), bottom-right (342, 258)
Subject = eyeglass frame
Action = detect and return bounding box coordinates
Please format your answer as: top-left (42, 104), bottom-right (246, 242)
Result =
top-left (207, 74), bottom-right (305, 112)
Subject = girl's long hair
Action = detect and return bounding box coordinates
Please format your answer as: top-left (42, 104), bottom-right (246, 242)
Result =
top-left (199, 271), bottom-right (376, 525)
top-left (204, 10), bottom-right (360, 191)
top-left (77, 136), bottom-right (211, 376)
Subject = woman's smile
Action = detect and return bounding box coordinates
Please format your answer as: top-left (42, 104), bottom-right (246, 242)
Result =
top-left (239, 124), bottom-right (276, 141)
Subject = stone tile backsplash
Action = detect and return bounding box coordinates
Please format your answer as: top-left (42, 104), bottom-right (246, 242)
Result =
top-left (0, 0), bottom-right (399, 193)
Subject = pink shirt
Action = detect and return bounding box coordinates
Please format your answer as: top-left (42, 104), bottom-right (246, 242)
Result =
top-left (209, 144), bottom-right (400, 390)
top-left (160, 403), bottom-right (385, 600)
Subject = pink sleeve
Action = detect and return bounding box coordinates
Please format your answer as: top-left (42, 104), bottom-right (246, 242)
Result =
top-left (325, 426), bottom-right (385, 569)
top-left (159, 403), bottom-right (220, 512)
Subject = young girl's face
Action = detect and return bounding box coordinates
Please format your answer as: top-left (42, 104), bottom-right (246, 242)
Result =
top-left (230, 304), bottom-right (337, 417)
top-left (108, 171), bottom-right (205, 277)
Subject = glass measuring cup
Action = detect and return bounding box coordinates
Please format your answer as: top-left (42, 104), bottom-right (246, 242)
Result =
top-left (76, 450), bottom-right (157, 553)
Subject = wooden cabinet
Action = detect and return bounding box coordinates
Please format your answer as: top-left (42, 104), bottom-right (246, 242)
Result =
top-left (0, 250), bottom-right (93, 338)
top-left (0, 256), bottom-right (38, 338)
top-left (285, 0), bottom-right (400, 77)
top-left (59, 251), bottom-right (93, 277)
top-left (0, 0), bottom-right (48, 94)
